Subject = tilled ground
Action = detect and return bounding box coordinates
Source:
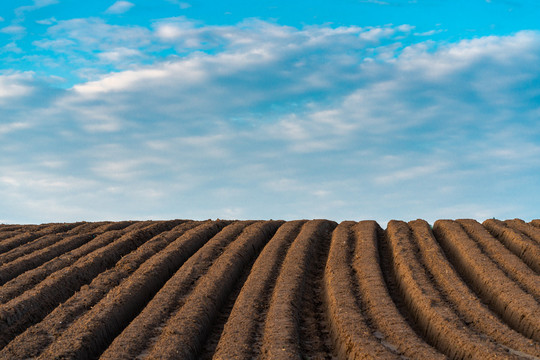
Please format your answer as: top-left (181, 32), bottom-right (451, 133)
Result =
top-left (0, 218), bottom-right (539, 359)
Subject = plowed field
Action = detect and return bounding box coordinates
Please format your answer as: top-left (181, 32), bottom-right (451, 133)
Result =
top-left (0, 218), bottom-right (539, 359)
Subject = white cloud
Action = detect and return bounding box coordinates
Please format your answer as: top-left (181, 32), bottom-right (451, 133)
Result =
top-left (360, 27), bottom-right (396, 41)
top-left (0, 172), bottom-right (87, 191)
top-left (105, 1), bottom-right (135, 14)
top-left (33, 38), bottom-right (76, 50)
top-left (398, 31), bottom-right (540, 79)
top-left (91, 157), bottom-right (168, 181)
top-left (38, 24), bottom-right (540, 156)
top-left (0, 25), bottom-right (26, 35)
top-left (32, 18), bottom-right (152, 75)
top-left (0, 164), bottom-right (104, 223)
top-left (97, 47), bottom-right (144, 62)
top-left (0, 122), bottom-right (31, 135)
top-left (2, 42), bottom-right (23, 53)
top-left (71, 20), bottom-right (413, 98)
top-left (0, 72), bottom-right (34, 100)
top-left (72, 64), bottom-right (187, 95)
top-left (1, 20), bottom-right (540, 223)
top-left (374, 163), bottom-right (448, 185)
top-left (36, 17), bottom-right (57, 25)
top-left (42, 18), bottom-right (151, 49)
top-left (155, 23), bottom-right (186, 40)
top-left (414, 29), bottom-right (444, 36)
top-left (14, 0), bottom-right (58, 19)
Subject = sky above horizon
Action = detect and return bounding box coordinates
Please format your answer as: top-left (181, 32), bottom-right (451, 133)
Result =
top-left (1, 0), bottom-right (539, 225)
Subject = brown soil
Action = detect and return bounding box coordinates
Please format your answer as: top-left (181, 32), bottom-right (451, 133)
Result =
top-left (212, 220), bottom-right (306, 359)
top-left (434, 220), bottom-right (540, 342)
top-left (413, 220), bottom-right (540, 357)
top-left (261, 219), bottom-right (336, 360)
top-left (484, 219), bottom-right (540, 273)
top-left (386, 221), bottom-right (517, 359)
top-left (353, 221), bottom-right (444, 359)
top-left (0, 218), bottom-right (538, 360)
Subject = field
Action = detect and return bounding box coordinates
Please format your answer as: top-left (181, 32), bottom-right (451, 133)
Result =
top-left (0, 218), bottom-right (539, 359)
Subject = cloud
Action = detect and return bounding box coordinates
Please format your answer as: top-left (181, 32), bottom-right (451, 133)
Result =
top-left (91, 156), bottom-right (169, 181)
top-left (30, 25), bottom-right (540, 156)
top-left (155, 23), bottom-right (188, 41)
top-left (33, 38), bottom-right (76, 50)
top-left (374, 163), bottom-right (448, 185)
top-left (41, 18), bottom-right (151, 49)
top-left (14, 0), bottom-right (58, 20)
top-left (31, 17), bottom-right (412, 84)
top-left (359, 27), bottom-right (396, 41)
top-left (0, 72), bottom-right (35, 101)
top-left (0, 122), bottom-right (31, 135)
top-left (1, 42), bottom-right (23, 53)
top-left (1, 19), bottom-right (540, 222)
top-left (97, 47), bottom-right (145, 62)
top-left (0, 25), bottom-right (26, 35)
top-left (36, 17), bottom-right (57, 25)
top-left (414, 29), bottom-right (444, 36)
top-left (105, 1), bottom-right (135, 14)
top-left (31, 18), bottom-right (152, 75)
top-left (0, 164), bottom-right (102, 223)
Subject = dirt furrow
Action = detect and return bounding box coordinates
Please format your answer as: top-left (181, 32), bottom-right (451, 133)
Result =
top-left (483, 219), bottom-right (540, 273)
top-left (297, 221), bottom-right (335, 360)
top-left (0, 225), bottom-right (27, 233)
top-left (141, 221), bottom-right (283, 360)
top-left (0, 233), bottom-right (23, 242)
top-left (352, 221), bottom-right (444, 359)
top-left (386, 220), bottom-right (519, 359)
top-left (506, 219), bottom-right (540, 246)
top-left (410, 220), bottom-right (540, 358)
top-left (0, 221), bottom-right (136, 305)
top-left (0, 219), bottom-right (537, 359)
top-left (457, 219), bottom-right (540, 301)
top-left (434, 220), bottom-right (540, 341)
top-left (0, 221), bottom-right (200, 359)
top-left (0, 222), bottom-right (83, 257)
top-left (0, 224), bottom-right (48, 244)
top-left (0, 220), bottom-right (179, 349)
top-left (0, 225), bottom-right (33, 241)
top-left (0, 232), bottom-right (22, 242)
top-left (36, 220), bottom-right (229, 360)
top-left (0, 222), bottom-right (119, 285)
top-left (0, 222), bottom-right (96, 265)
top-left (212, 220), bottom-right (306, 360)
top-left (93, 221), bottom-right (244, 360)
top-left (198, 249), bottom-right (257, 360)
top-left (261, 219), bottom-right (336, 360)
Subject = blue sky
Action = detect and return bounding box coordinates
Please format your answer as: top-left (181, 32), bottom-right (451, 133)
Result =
top-left (1, 0), bottom-right (539, 224)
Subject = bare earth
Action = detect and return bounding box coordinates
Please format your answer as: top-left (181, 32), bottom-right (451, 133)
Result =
top-left (0, 218), bottom-right (538, 359)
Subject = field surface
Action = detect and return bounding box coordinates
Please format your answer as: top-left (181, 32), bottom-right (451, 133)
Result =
top-left (0, 218), bottom-right (539, 359)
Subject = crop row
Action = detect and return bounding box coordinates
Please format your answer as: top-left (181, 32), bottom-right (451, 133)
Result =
top-left (0, 218), bottom-right (538, 359)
